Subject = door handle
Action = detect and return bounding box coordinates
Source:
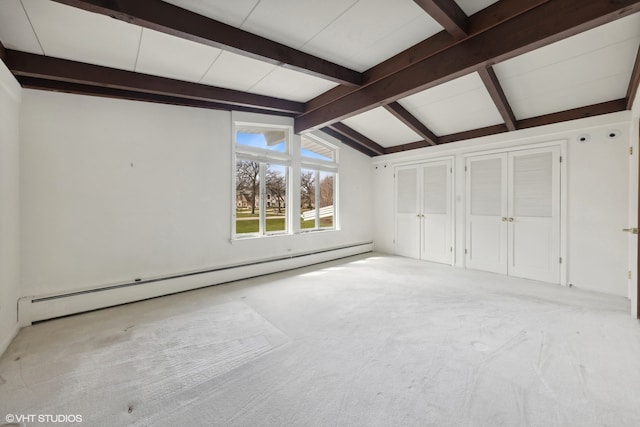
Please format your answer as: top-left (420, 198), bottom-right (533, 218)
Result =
top-left (501, 217), bottom-right (507, 222)
top-left (622, 228), bottom-right (639, 234)
top-left (508, 217), bottom-right (514, 222)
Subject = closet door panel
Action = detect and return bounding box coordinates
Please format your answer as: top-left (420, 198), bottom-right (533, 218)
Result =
top-left (395, 167), bottom-right (420, 259)
top-left (465, 154), bottom-right (508, 274)
top-left (508, 147), bottom-right (561, 283)
top-left (421, 160), bottom-right (453, 264)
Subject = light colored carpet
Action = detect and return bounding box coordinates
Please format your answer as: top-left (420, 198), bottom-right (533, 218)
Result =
top-left (1, 254), bottom-right (640, 426)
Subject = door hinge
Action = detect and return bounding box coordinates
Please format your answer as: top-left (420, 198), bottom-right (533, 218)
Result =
top-left (630, 147), bottom-right (633, 156)
top-left (559, 156), bottom-right (562, 163)
top-left (450, 168), bottom-right (453, 173)
top-left (464, 249), bottom-right (468, 254)
top-left (465, 166), bottom-right (468, 172)
top-left (450, 247), bottom-right (453, 252)
top-left (559, 257), bottom-right (562, 264)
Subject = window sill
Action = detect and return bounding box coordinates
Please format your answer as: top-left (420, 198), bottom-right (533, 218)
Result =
top-left (231, 228), bottom-right (339, 242)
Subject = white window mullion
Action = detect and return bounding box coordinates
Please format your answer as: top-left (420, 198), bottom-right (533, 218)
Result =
top-left (314, 170), bottom-right (320, 228)
top-left (259, 162), bottom-right (266, 235)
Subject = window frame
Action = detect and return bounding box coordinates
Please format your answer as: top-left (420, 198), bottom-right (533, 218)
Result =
top-left (300, 133), bottom-right (339, 232)
top-left (231, 115), bottom-right (340, 240)
top-left (233, 121), bottom-right (292, 239)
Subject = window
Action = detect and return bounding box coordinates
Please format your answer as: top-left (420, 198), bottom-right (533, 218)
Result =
top-left (232, 120), bottom-right (338, 238)
top-left (235, 124), bottom-right (290, 237)
top-left (300, 134), bottom-right (338, 231)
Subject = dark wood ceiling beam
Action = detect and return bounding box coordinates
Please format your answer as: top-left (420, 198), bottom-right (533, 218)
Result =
top-left (325, 123), bottom-right (386, 156)
top-left (384, 140), bottom-right (433, 154)
top-left (6, 50), bottom-right (304, 114)
top-left (439, 124), bottom-right (509, 145)
top-left (320, 127), bottom-right (379, 157)
top-left (383, 102), bottom-right (438, 145)
top-left (304, 0), bottom-right (550, 114)
top-left (518, 99), bottom-right (626, 130)
top-left (16, 77), bottom-right (297, 117)
top-left (51, 0), bottom-right (362, 86)
top-left (296, 0), bottom-right (640, 133)
top-left (477, 66), bottom-right (517, 131)
top-left (0, 40), bottom-right (6, 63)
top-left (626, 43), bottom-right (640, 110)
top-left (367, 0), bottom-right (550, 86)
top-left (413, 0), bottom-right (468, 40)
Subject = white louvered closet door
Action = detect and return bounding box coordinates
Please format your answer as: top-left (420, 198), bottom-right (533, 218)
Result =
top-left (466, 153), bottom-right (508, 274)
top-left (421, 160), bottom-right (453, 264)
top-left (395, 166), bottom-right (420, 259)
top-left (508, 146), bottom-right (561, 283)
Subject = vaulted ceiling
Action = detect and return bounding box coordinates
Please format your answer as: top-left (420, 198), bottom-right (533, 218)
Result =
top-left (1, 0), bottom-right (639, 157)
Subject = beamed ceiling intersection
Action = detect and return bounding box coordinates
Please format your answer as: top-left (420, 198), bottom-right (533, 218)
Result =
top-left (2, 0), bottom-right (640, 157)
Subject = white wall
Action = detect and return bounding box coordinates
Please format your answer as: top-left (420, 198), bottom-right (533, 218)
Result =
top-left (0, 60), bottom-right (21, 354)
top-left (373, 112), bottom-right (632, 297)
top-left (20, 90), bottom-right (373, 300)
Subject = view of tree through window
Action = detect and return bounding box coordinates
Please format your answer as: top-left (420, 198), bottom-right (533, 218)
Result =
top-left (235, 128), bottom-right (289, 236)
top-left (265, 164), bottom-right (287, 232)
top-left (235, 160), bottom-right (258, 234)
top-left (300, 169), bottom-right (334, 230)
top-left (319, 171), bottom-right (334, 229)
top-left (234, 124), bottom-right (337, 237)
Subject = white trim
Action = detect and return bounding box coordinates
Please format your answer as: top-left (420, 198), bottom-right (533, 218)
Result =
top-left (237, 151), bottom-right (292, 165)
top-left (300, 158), bottom-right (338, 170)
top-left (462, 139), bottom-right (567, 160)
top-left (236, 147), bottom-right (292, 163)
top-left (560, 140), bottom-right (568, 287)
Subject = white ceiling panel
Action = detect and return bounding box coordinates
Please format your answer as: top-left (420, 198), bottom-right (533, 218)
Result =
top-left (200, 51), bottom-right (277, 92)
top-left (495, 13), bottom-right (640, 80)
top-left (0, 0), bottom-right (43, 54)
top-left (456, 0), bottom-right (499, 16)
top-left (242, 0), bottom-right (358, 50)
top-left (506, 74), bottom-right (627, 120)
top-left (303, 0), bottom-right (443, 72)
top-left (248, 67), bottom-right (338, 102)
top-left (135, 29), bottom-right (222, 83)
top-left (342, 107), bottom-right (422, 147)
top-left (494, 12), bottom-right (640, 119)
top-left (398, 72), bottom-right (504, 136)
top-left (162, 0), bottom-right (259, 28)
top-left (21, 0), bottom-right (140, 71)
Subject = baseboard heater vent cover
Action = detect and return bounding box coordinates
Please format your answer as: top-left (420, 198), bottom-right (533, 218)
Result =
top-left (19, 242), bottom-right (373, 325)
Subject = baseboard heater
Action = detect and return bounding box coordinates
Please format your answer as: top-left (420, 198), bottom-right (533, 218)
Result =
top-left (18, 242), bottom-right (374, 326)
